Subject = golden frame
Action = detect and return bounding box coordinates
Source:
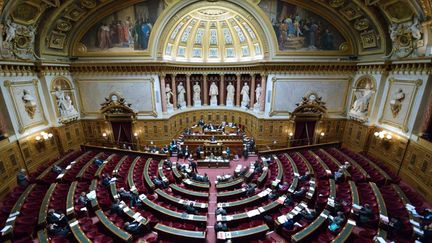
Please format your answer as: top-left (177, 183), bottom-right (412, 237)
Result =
top-left (379, 78), bottom-right (422, 132)
top-left (76, 78), bottom-right (158, 117)
top-left (269, 76), bottom-right (351, 117)
top-left (3, 79), bottom-right (48, 133)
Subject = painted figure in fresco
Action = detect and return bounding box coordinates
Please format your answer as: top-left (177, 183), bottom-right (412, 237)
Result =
top-left (97, 23), bottom-right (112, 49)
top-left (320, 29), bottom-right (334, 50)
top-left (140, 19), bottom-right (152, 49)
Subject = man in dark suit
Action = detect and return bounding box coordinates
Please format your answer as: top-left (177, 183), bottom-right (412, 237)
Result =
top-left (78, 192), bottom-right (89, 206)
top-left (110, 199), bottom-right (122, 215)
top-left (47, 223), bottom-right (69, 237)
top-left (51, 165), bottom-right (63, 174)
top-left (185, 202), bottom-right (198, 215)
top-left (190, 159), bottom-right (198, 173)
top-left (16, 169), bottom-right (29, 187)
top-left (118, 188), bottom-right (137, 207)
top-left (124, 221), bottom-right (142, 234)
top-left (47, 209), bottom-right (68, 227)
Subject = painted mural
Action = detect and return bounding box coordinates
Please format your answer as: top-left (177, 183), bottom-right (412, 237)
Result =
top-left (80, 0), bottom-right (164, 53)
top-left (259, 0), bottom-right (346, 51)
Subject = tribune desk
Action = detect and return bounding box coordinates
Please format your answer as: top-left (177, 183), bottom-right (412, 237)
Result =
top-left (198, 156), bottom-right (230, 168)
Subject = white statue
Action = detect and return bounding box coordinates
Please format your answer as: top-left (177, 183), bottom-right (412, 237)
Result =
top-left (193, 82), bottom-right (201, 107)
top-left (55, 86), bottom-right (78, 117)
top-left (240, 82), bottom-right (250, 108)
top-left (177, 82), bottom-right (186, 108)
top-left (410, 17), bottom-right (422, 40)
top-left (389, 23), bottom-right (398, 42)
top-left (350, 83), bottom-right (374, 115)
top-left (5, 19), bottom-right (17, 43)
top-left (226, 82), bottom-right (235, 106)
top-left (22, 89), bottom-right (37, 119)
top-left (165, 84), bottom-right (173, 107)
top-left (255, 83), bottom-right (262, 105)
top-left (209, 81), bottom-right (218, 106)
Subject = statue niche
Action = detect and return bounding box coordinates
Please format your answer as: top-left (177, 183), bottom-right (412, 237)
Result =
top-left (349, 76), bottom-right (375, 122)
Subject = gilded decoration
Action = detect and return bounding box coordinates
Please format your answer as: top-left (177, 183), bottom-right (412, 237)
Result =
top-left (100, 92), bottom-right (137, 120)
top-left (0, 18), bottom-right (37, 60)
top-left (387, 17), bottom-right (423, 58)
top-left (10, 2), bottom-right (42, 25)
top-left (291, 92), bottom-right (327, 119)
top-left (379, 78), bottom-right (423, 132)
top-left (162, 5), bottom-right (264, 62)
top-left (382, 1), bottom-right (414, 24)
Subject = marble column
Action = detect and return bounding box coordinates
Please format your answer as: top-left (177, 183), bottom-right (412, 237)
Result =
top-left (260, 73), bottom-right (267, 112)
top-left (249, 74), bottom-right (256, 109)
top-left (219, 74), bottom-right (225, 105)
top-left (236, 74), bottom-right (241, 106)
top-left (203, 74), bottom-right (208, 105)
top-left (171, 74), bottom-right (177, 109)
top-left (160, 74), bottom-right (167, 112)
top-left (186, 74), bottom-right (191, 107)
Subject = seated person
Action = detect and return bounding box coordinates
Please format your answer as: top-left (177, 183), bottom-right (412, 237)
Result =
top-left (162, 145), bottom-right (169, 154)
top-left (225, 147), bottom-right (231, 157)
top-left (420, 221), bottom-right (432, 242)
top-left (153, 176), bottom-right (167, 188)
top-left (94, 158), bottom-right (103, 167)
top-left (215, 207), bottom-right (227, 216)
top-left (214, 221), bottom-right (228, 232)
top-left (47, 209), bottom-right (68, 226)
top-left (245, 183), bottom-right (256, 197)
top-left (293, 187), bottom-right (307, 198)
top-left (202, 173), bottom-right (209, 183)
top-left (185, 202), bottom-right (198, 215)
top-left (340, 161), bottom-right (350, 171)
top-left (101, 173), bottom-right (112, 187)
top-left (358, 204), bottom-right (373, 225)
top-left (388, 217), bottom-right (403, 234)
top-left (333, 169), bottom-right (344, 182)
top-left (16, 169), bottom-right (29, 187)
top-left (163, 159), bottom-right (172, 168)
top-left (278, 182), bottom-right (290, 194)
top-left (118, 188), bottom-right (137, 207)
top-left (254, 164), bottom-right (263, 174)
top-left (110, 198), bottom-right (122, 215)
top-left (124, 221), bottom-right (142, 234)
top-left (300, 207), bottom-right (316, 221)
top-left (51, 165), bottom-right (63, 174)
top-left (284, 194), bottom-right (293, 206)
top-left (299, 171), bottom-right (311, 182)
top-left (282, 218), bottom-right (302, 230)
top-left (78, 191), bottom-right (90, 206)
top-left (423, 208), bottom-right (432, 221)
top-left (47, 223), bottom-right (69, 237)
top-left (328, 211), bottom-right (345, 233)
top-left (268, 189), bottom-right (279, 200)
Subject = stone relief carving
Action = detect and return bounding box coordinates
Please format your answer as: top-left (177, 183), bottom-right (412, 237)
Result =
top-left (54, 86), bottom-right (78, 121)
top-left (0, 18), bottom-right (37, 60)
top-left (349, 78), bottom-right (375, 122)
top-left (390, 89), bottom-right (405, 117)
top-left (21, 89), bottom-right (37, 119)
top-left (387, 17), bottom-right (423, 58)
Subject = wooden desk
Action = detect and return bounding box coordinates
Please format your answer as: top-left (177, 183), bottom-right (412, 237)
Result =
top-left (329, 179), bottom-right (336, 199)
top-left (95, 209), bottom-right (132, 242)
top-left (198, 157), bottom-right (230, 168)
top-left (113, 155), bottom-right (129, 176)
top-left (157, 160), bottom-right (169, 183)
top-left (140, 195), bottom-right (207, 223)
top-left (292, 210), bottom-right (330, 242)
top-left (156, 189), bottom-right (208, 210)
top-left (332, 220), bottom-right (356, 243)
top-left (285, 153), bottom-right (299, 176)
top-left (1, 184), bottom-right (35, 237)
top-left (89, 179), bottom-right (100, 209)
top-left (183, 178), bottom-right (210, 191)
top-left (69, 218), bottom-right (91, 243)
top-left (370, 182), bottom-right (388, 225)
top-left (216, 178), bottom-right (244, 191)
top-left (358, 152), bottom-right (392, 183)
top-left (94, 153), bottom-right (118, 178)
top-left (66, 181), bottom-right (78, 218)
top-left (217, 187), bottom-right (247, 201)
top-left (317, 149), bottom-right (351, 178)
top-left (37, 229), bottom-right (49, 243)
top-left (217, 224), bottom-right (269, 241)
top-left (155, 223), bottom-right (206, 242)
top-left (76, 152), bottom-right (105, 180)
top-left (143, 158), bottom-right (155, 191)
top-left (36, 151), bottom-right (77, 181)
top-left (257, 161), bottom-right (269, 186)
top-left (295, 152), bottom-right (314, 176)
top-left (274, 156), bottom-right (284, 181)
top-left (38, 183), bottom-right (57, 227)
top-left (217, 188), bottom-right (271, 210)
top-left (128, 157), bottom-right (142, 193)
top-left (170, 184), bottom-right (209, 199)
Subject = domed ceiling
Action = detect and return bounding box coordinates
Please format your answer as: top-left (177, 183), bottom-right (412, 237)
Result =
top-left (163, 7), bottom-right (264, 63)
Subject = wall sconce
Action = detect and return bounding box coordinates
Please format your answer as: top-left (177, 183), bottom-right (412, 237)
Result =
top-left (134, 132), bottom-right (138, 137)
top-left (320, 132), bottom-right (325, 137)
top-left (374, 130), bottom-right (392, 141)
top-left (102, 132), bottom-right (107, 139)
top-left (288, 132), bottom-right (293, 139)
top-left (35, 131), bottom-right (53, 142)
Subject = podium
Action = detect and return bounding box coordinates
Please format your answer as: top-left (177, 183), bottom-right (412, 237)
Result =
top-left (204, 142), bottom-right (223, 156)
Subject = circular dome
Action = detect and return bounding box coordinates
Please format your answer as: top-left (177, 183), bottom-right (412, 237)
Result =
top-left (163, 6), bottom-right (264, 63)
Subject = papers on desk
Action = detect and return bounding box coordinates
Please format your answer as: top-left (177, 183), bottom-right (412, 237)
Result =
top-left (9, 211), bottom-right (19, 217)
top-left (130, 186), bottom-right (137, 192)
top-left (6, 216), bottom-right (16, 223)
top-left (325, 169), bottom-right (332, 175)
top-left (69, 220), bottom-right (79, 227)
top-left (380, 214), bottom-right (389, 224)
top-left (139, 194), bottom-right (147, 201)
top-left (347, 219), bottom-right (356, 226)
top-left (294, 172), bottom-right (299, 177)
top-left (103, 160), bottom-right (108, 164)
top-left (66, 207), bottom-right (74, 214)
top-left (87, 190), bottom-right (96, 200)
top-left (414, 227), bottom-right (424, 235)
top-left (217, 214), bottom-right (222, 221)
top-left (258, 207), bottom-right (265, 213)
top-left (66, 165), bottom-right (72, 170)
top-left (71, 161), bottom-right (76, 164)
top-left (328, 198), bottom-right (335, 207)
top-left (1, 225), bottom-right (11, 235)
top-left (320, 212), bottom-right (328, 219)
top-left (247, 209), bottom-right (260, 218)
top-left (225, 216), bottom-right (233, 221)
top-left (277, 215), bottom-right (288, 224)
top-left (184, 179), bottom-right (192, 184)
top-left (352, 204), bottom-right (361, 210)
top-left (257, 189), bottom-right (270, 198)
top-left (80, 207), bottom-right (87, 212)
top-left (276, 196), bottom-right (285, 204)
top-left (375, 237), bottom-right (386, 243)
top-left (410, 219), bottom-right (420, 227)
top-left (57, 173), bottom-right (65, 179)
